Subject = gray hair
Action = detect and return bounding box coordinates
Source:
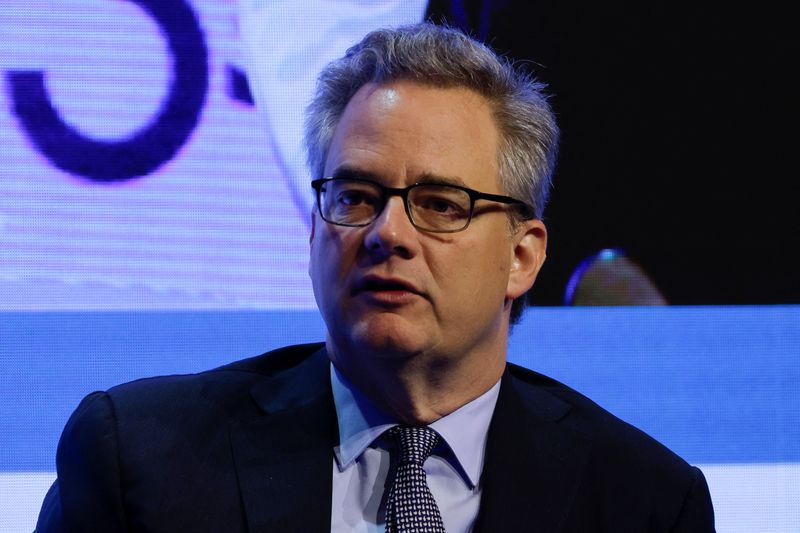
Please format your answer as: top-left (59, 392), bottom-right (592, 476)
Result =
top-left (304, 23), bottom-right (559, 322)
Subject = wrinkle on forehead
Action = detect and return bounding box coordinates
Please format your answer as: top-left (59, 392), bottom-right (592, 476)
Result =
top-left (327, 81), bottom-right (500, 191)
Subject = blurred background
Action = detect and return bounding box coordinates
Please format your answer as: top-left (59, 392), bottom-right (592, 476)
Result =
top-left (1, 1), bottom-right (797, 531)
top-left (425, 1), bottom-right (798, 306)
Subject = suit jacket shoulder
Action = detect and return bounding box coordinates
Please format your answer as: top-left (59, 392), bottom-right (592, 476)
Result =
top-left (37, 342), bottom-right (334, 533)
top-left (475, 362), bottom-right (715, 532)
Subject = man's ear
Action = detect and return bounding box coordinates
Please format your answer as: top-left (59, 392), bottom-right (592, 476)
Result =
top-left (309, 210), bottom-right (317, 245)
top-left (506, 219), bottom-right (547, 300)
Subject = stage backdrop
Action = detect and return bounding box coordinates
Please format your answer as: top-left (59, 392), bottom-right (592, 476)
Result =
top-left (1, 1), bottom-right (798, 531)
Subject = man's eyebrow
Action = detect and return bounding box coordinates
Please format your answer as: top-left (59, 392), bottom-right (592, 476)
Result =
top-left (329, 168), bottom-right (468, 188)
top-left (329, 166), bottom-right (375, 181)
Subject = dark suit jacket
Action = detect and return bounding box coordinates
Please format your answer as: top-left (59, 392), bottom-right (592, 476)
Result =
top-left (37, 343), bottom-right (714, 532)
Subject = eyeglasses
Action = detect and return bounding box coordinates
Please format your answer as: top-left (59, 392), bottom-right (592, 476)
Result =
top-left (311, 177), bottom-right (534, 233)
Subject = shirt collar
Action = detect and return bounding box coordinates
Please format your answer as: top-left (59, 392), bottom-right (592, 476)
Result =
top-left (331, 362), bottom-right (396, 471)
top-left (331, 362), bottom-right (501, 489)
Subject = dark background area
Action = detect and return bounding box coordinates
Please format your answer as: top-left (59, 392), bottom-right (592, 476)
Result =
top-left (428, 1), bottom-right (798, 305)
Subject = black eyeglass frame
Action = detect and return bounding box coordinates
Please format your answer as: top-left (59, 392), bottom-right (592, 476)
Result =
top-left (311, 177), bottom-right (535, 233)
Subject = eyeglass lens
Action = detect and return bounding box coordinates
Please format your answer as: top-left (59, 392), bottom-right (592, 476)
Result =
top-left (318, 179), bottom-right (472, 231)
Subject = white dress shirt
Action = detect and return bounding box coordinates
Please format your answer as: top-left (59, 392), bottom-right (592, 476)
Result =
top-left (330, 363), bottom-right (501, 533)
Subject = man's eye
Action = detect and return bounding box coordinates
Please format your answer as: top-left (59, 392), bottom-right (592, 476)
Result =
top-left (419, 196), bottom-right (466, 216)
top-left (336, 190), bottom-right (374, 206)
top-left (426, 198), bottom-right (456, 213)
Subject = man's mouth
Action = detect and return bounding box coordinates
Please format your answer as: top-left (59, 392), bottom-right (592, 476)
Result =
top-left (353, 276), bottom-right (422, 297)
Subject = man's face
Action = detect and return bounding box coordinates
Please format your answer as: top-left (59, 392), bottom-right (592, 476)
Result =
top-left (309, 81), bottom-right (545, 369)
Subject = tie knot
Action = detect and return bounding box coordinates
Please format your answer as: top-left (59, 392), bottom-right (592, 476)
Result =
top-left (389, 426), bottom-right (440, 466)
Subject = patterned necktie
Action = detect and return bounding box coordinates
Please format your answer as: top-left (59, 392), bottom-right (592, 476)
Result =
top-left (384, 426), bottom-right (446, 533)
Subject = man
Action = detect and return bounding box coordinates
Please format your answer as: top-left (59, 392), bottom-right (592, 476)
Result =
top-left (37, 23), bottom-right (714, 532)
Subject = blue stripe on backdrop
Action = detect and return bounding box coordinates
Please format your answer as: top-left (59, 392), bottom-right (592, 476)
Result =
top-left (507, 306), bottom-right (800, 465)
top-left (0, 310), bottom-right (327, 472)
top-left (1, 306), bottom-right (798, 471)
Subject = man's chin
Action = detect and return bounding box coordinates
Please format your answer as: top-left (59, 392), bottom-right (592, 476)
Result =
top-left (346, 314), bottom-right (433, 360)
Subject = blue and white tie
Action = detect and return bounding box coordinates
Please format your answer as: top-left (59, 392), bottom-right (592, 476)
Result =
top-left (385, 426), bottom-right (446, 533)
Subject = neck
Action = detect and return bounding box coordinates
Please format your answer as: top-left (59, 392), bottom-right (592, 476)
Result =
top-left (327, 340), bottom-right (507, 425)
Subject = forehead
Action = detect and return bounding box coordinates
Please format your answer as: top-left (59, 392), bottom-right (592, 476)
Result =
top-left (324, 81), bottom-right (501, 190)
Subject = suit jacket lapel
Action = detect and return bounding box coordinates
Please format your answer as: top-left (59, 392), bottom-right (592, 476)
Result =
top-left (229, 348), bottom-right (336, 533)
top-left (475, 367), bottom-right (591, 533)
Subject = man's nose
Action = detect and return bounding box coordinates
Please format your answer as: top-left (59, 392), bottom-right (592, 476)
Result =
top-left (363, 196), bottom-right (419, 260)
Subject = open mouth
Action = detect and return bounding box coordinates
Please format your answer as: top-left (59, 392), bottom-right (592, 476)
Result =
top-left (354, 277), bottom-right (420, 296)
